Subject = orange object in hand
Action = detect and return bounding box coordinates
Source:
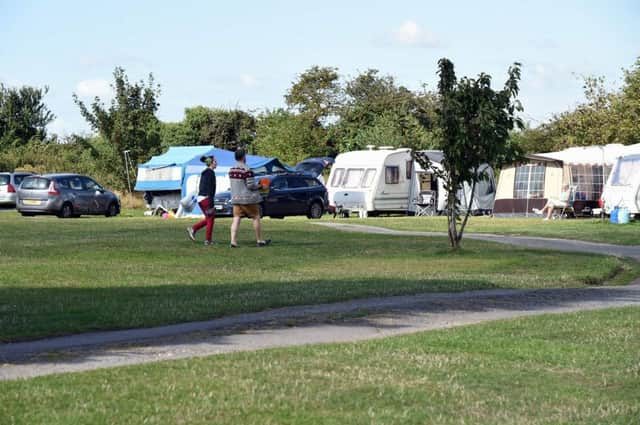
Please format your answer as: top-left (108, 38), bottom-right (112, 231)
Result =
top-left (259, 177), bottom-right (270, 192)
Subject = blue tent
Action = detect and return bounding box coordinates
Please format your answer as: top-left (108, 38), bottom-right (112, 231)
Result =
top-left (134, 146), bottom-right (291, 214)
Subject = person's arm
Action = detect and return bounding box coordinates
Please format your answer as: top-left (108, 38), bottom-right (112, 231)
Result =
top-left (245, 170), bottom-right (261, 191)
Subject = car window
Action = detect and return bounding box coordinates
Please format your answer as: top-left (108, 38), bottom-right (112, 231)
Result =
top-left (56, 178), bottom-right (70, 189)
top-left (81, 176), bottom-right (101, 190)
top-left (287, 176), bottom-right (307, 189)
top-left (69, 177), bottom-right (84, 190)
top-left (21, 177), bottom-right (50, 190)
top-left (304, 178), bottom-right (320, 187)
top-left (271, 177), bottom-right (287, 190)
top-left (0, 174), bottom-right (8, 185)
top-left (14, 175), bottom-right (29, 186)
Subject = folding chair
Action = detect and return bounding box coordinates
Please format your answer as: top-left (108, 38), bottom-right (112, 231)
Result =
top-left (414, 191), bottom-right (436, 216)
top-left (554, 185), bottom-right (577, 219)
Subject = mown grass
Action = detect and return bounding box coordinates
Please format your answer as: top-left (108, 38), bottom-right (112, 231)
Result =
top-left (347, 215), bottom-right (640, 245)
top-left (0, 212), bottom-right (637, 341)
top-left (2, 307), bottom-right (638, 424)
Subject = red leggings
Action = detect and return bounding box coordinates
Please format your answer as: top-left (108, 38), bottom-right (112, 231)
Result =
top-left (192, 198), bottom-right (215, 241)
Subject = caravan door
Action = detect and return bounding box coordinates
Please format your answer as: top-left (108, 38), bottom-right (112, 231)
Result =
top-left (373, 154), bottom-right (413, 211)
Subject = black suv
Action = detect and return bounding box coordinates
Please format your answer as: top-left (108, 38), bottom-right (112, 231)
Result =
top-left (214, 173), bottom-right (327, 219)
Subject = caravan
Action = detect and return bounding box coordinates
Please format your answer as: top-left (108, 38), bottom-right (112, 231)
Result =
top-left (602, 152), bottom-right (640, 216)
top-left (327, 147), bottom-right (496, 217)
top-left (327, 147), bottom-right (414, 216)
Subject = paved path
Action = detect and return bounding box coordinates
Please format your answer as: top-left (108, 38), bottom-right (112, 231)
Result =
top-left (2, 224), bottom-right (639, 381)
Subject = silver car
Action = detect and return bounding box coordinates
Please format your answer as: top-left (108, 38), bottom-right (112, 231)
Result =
top-left (17, 173), bottom-right (120, 218)
top-left (0, 172), bottom-right (33, 206)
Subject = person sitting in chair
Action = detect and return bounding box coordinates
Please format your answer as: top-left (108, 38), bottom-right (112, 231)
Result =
top-left (533, 185), bottom-right (570, 220)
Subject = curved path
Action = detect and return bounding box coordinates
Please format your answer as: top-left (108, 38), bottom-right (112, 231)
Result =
top-left (1, 224), bottom-right (639, 381)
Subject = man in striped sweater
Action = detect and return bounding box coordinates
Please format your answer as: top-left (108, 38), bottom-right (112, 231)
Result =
top-left (229, 148), bottom-right (271, 248)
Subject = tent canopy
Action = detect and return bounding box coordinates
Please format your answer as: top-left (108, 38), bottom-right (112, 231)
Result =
top-left (134, 146), bottom-right (292, 192)
top-left (526, 143), bottom-right (640, 166)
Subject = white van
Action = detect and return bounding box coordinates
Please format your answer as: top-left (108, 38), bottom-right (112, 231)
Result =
top-left (602, 153), bottom-right (640, 216)
top-left (327, 147), bottom-right (414, 216)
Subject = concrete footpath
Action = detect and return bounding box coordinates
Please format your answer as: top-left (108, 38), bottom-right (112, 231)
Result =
top-left (1, 224), bottom-right (639, 381)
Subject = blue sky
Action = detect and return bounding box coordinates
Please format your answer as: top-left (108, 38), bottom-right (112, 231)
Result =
top-left (1, 0), bottom-right (639, 137)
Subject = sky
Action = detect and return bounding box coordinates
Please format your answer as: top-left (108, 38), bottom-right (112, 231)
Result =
top-left (1, 0), bottom-right (639, 137)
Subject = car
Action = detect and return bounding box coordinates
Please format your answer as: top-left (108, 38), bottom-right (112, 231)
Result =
top-left (294, 157), bottom-right (334, 185)
top-left (16, 173), bottom-right (121, 218)
top-left (0, 171), bottom-right (33, 207)
top-left (214, 173), bottom-right (328, 219)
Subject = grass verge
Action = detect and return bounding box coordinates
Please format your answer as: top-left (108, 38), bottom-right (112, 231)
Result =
top-left (1, 306), bottom-right (638, 424)
top-left (0, 212), bottom-right (638, 341)
top-left (346, 215), bottom-right (640, 245)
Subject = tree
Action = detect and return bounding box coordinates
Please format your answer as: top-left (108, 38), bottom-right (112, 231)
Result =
top-left (253, 109), bottom-right (326, 164)
top-left (285, 66), bottom-right (341, 124)
top-left (182, 107), bottom-right (256, 150)
top-left (334, 69), bottom-right (436, 152)
top-left (73, 67), bottom-right (162, 190)
top-left (0, 84), bottom-right (55, 148)
top-left (417, 58), bottom-right (523, 249)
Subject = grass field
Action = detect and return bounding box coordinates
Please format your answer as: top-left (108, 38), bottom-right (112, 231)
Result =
top-left (347, 215), bottom-right (640, 245)
top-left (2, 306), bottom-right (638, 424)
top-left (0, 211), bottom-right (638, 342)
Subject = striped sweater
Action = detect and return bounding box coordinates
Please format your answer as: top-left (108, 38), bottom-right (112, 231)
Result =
top-left (229, 162), bottom-right (263, 205)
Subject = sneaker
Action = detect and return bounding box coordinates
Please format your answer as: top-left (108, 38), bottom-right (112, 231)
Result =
top-left (532, 208), bottom-right (542, 215)
top-left (256, 239), bottom-right (272, 247)
top-left (543, 217), bottom-right (549, 221)
top-left (204, 240), bottom-right (217, 246)
top-left (187, 227), bottom-right (196, 242)
top-left (229, 243), bottom-right (238, 248)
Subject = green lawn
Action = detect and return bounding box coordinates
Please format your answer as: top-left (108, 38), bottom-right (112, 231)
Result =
top-left (2, 306), bottom-right (638, 424)
top-left (0, 212), bottom-right (637, 341)
top-left (347, 215), bottom-right (640, 245)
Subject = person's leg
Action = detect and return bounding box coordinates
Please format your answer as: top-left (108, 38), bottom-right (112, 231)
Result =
top-left (252, 216), bottom-right (262, 242)
top-left (230, 215), bottom-right (241, 246)
top-left (193, 199), bottom-right (210, 232)
top-left (204, 213), bottom-right (215, 242)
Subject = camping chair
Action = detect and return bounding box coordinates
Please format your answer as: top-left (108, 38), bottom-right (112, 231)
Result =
top-left (553, 185), bottom-right (577, 219)
top-left (414, 191), bottom-right (436, 216)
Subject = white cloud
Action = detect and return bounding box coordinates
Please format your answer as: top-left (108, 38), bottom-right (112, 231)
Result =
top-left (392, 20), bottom-right (440, 48)
top-left (75, 79), bottom-right (112, 97)
top-left (240, 74), bottom-right (258, 87)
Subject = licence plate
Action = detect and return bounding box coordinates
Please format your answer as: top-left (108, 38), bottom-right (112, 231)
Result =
top-left (214, 205), bottom-right (223, 210)
top-left (23, 199), bottom-right (42, 206)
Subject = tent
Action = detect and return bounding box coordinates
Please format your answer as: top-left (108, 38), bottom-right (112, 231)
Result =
top-left (494, 144), bottom-right (640, 216)
top-left (134, 146), bottom-right (291, 214)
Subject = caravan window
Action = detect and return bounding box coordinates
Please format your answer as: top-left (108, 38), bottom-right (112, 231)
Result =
top-left (385, 166), bottom-right (399, 184)
top-left (611, 157), bottom-right (640, 186)
top-left (344, 169), bottom-right (364, 188)
top-left (514, 164), bottom-right (545, 198)
top-left (330, 168), bottom-right (344, 187)
top-left (571, 164), bottom-right (612, 200)
top-left (406, 160), bottom-right (413, 179)
top-left (361, 169), bottom-right (376, 188)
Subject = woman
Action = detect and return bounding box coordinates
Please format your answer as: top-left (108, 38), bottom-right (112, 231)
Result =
top-left (187, 155), bottom-right (217, 245)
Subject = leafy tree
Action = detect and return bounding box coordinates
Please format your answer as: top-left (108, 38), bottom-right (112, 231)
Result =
top-left (285, 66), bottom-right (341, 125)
top-left (417, 58), bottom-right (524, 250)
top-left (253, 109), bottom-right (327, 164)
top-left (73, 67), bottom-right (162, 190)
top-left (182, 107), bottom-right (255, 150)
top-left (160, 121), bottom-right (196, 148)
top-left (0, 84), bottom-right (55, 148)
top-left (334, 69), bottom-right (436, 152)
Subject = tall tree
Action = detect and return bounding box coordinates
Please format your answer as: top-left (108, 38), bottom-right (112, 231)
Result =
top-left (182, 107), bottom-right (256, 150)
top-left (285, 66), bottom-right (341, 125)
top-left (0, 84), bottom-right (55, 148)
top-left (73, 67), bottom-right (162, 189)
top-left (417, 58), bottom-right (523, 249)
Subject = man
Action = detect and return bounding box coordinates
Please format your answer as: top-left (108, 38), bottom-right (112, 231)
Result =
top-left (187, 155), bottom-right (217, 245)
top-left (229, 148), bottom-right (271, 248)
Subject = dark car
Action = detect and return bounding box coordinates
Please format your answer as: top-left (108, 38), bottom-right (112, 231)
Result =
top-left (16, 173), bottom-right (121, 218)
top-left (0, 171), bottom-right (33, 206)
top-left (214, 173), bottom-right (327, 219)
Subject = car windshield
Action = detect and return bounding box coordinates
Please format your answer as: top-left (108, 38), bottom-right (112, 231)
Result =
top-left (21, 177), bottom-right (50, 190)
top-left (14, 175), bottom-right (29, 186)
top-left (0, 174), bottom-right (9, 185)
top-left (295, 162), bottom-right (323, 176)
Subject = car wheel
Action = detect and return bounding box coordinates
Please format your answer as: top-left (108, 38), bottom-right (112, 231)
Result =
top-left (105, 202), bottom-right (119, 217)
top-left (58, 202), bottom-right (74, 219)
top-left (307, 201), bottom-right (324, 219)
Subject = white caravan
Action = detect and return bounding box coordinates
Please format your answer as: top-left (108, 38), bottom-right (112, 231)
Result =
top-left (407, 150), bottom-right (496, 215)
top-left (327, 147), bottom-right (414, 216)
top-left (602, 153), bottom-right (640, 216)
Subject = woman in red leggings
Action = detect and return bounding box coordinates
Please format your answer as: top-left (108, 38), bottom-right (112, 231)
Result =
top-left (187, 155), bottom-right (217, 245)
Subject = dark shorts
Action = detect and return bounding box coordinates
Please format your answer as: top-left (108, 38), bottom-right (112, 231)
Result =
top-left (233, 204), bottom-right (260, 218)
